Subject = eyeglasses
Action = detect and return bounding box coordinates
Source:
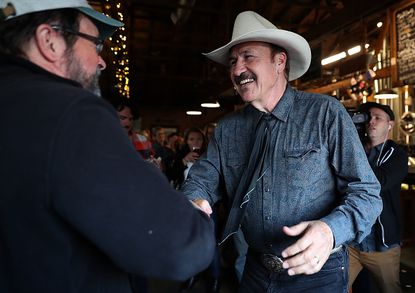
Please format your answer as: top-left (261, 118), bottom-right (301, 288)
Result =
top-left (50, 25), bottom-right (104, 54)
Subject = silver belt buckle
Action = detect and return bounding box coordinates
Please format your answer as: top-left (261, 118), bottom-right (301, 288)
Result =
top-left (261, 253), bottom-right (284, 273)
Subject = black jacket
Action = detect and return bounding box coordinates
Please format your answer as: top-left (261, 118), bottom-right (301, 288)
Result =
top-left (0, 54), bottom-right (215, 293)
top-left (371, 140), bottom-right (408, 248)
top-left (170, 145), bottom-right (192, 189)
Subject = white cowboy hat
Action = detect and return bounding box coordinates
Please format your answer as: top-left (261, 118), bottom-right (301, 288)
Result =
top-left (204, 11), bottom-right (311, 81)
top-left (0, 0), bottom-right (123, 39)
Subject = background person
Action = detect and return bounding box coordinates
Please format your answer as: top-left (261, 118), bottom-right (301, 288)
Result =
top-left (0, 1), bottom-right (216, 292)
top-left (152, 126), bottom-right (168, 159)
top-left (181, 11), bottom-right (382, 292)
top-left (349, 102), bottom-right (408, 293)
top-left (113, 101), bottom-right (161, 169)
top-left (172, 127), bottom-right (207, 189)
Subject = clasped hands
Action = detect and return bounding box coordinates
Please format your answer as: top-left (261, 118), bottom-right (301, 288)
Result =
top-left (191, 199), bottom-right (334, 276)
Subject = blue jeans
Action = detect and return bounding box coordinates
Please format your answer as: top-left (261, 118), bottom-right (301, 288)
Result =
top-left (240, 247), bottom-right (348, 293)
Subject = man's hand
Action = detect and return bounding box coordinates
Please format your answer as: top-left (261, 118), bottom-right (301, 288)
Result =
top-left (281, 220), bottom-right (334, 276)
top-left (190, 199), bottom-right (212, 216)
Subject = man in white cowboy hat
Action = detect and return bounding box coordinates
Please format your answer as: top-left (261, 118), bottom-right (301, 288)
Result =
top-left (0, 1), bottom-right (215, 292)
top-left (181, 11), bottom-right (382, 292)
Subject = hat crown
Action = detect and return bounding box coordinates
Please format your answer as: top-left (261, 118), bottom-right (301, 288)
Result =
top-left (1, 0), bottom-right (90, 16)
top-left (232, 11), bottom-right (277, 40)
top-left (1, 0), bottom-right (123, 39)
top-left (204, 10), bottom-right (311, 81)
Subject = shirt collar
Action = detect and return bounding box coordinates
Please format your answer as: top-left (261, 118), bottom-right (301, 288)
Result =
top-left (270, 84), bottom-right (295, 122)
top-left (243, 84), bottom-right (295, 124)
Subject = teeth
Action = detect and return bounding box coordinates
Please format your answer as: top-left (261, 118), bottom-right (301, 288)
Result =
top-left (240, 78), bottom-right (254, 85)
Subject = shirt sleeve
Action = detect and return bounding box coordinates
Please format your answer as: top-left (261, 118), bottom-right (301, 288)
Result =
top-left (49, 97), bottom-right (215, 281)
top-left (320, 101), bottom-right (382, 247)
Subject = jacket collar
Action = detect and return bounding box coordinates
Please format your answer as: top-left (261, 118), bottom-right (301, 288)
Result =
top-left (0, 52), bottom-right (82, 88)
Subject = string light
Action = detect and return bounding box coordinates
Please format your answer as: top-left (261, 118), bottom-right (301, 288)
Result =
top-left (103, 0), bottom-right (130, 98)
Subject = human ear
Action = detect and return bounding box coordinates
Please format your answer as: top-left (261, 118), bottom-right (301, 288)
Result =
top-left (275, 52), bottom-right (286, 66)
top-left (274, 52), bottom-right (286, 74)
top-left (34, 24), bottom-right (66, 62)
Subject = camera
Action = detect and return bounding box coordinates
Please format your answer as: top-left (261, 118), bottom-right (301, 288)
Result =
top-left (348, 110), bottom-right (369, 140)
top-left (350, 112), bottom-right (369, 124)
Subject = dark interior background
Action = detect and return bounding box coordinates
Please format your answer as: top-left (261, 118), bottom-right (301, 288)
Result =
top-left (90, 0), bottom-right (397, 130)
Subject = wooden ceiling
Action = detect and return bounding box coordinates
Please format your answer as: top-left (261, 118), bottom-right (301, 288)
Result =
top-left (96, 0), bottom-right (397, 114)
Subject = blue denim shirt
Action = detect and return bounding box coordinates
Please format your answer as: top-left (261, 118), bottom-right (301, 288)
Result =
top-left (181, 85), bottom-right (382, 255)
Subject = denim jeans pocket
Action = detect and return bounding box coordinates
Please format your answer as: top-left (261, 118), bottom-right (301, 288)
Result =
top-left (292, 250), bottom-right (348, 293)
top-left (242, 250), bottom-right (349, 293)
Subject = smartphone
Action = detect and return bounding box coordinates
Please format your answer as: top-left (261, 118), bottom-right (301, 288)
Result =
top-left (192, 147), bottom-right (202, 155)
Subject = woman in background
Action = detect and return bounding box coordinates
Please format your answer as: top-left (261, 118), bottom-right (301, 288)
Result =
top-left (171, 127), bottom-right (207, 189)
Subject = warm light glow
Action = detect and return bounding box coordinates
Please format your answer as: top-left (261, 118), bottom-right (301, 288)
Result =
top-left (377, 21), bottom-right (383, 28)
top-left (365, 43), bottom-right (370, 49)
top-left (104, 0), bottom-right (130, 98)
top-left (374, 89), bottom-right (399, 99)
top-left (347, 45), bottom-right (361, 55)
top-left (375, 93), bottom-right (399, 99)
top-left (321, 52), bottom-right (347, 66)
top-left (186, 111), bottom-right (202, 115)
top-left (201, 102), bottom-right (220, 108)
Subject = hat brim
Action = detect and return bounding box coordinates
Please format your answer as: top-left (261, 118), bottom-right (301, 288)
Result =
top-left (76, 7), bottom-right (123, 39)
top-left (359, 102), bottom-right (395, 121)
top-left (203, 29), bottom-right (311, 81)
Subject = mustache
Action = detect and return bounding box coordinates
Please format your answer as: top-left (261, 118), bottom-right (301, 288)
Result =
top-left (234, 72), bottom-right (256, 84)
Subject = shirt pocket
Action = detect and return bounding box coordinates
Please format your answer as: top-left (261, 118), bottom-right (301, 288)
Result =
top-left (284, 145), bottom-right (323, 187)
top-left (223, 139), bottom-right (248, 195)
top-left (225, 137), bottom-right (249, 168)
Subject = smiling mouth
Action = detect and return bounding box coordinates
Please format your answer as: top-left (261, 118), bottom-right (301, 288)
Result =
top-left (234, 72), bottom-right (256, 87)
top-left (239, 78), bottom-right (255, 85)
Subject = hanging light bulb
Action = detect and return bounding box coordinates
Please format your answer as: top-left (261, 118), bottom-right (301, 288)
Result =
top-left (374, 89), bottom-right (399, 99)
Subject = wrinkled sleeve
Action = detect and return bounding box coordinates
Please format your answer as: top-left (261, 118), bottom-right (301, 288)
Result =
top-left (49, 97), bottom-right (215, 281)
top-left (181, 128), bottom-right (224, 205)
top-left (320, 102), bottom-right (382, 247)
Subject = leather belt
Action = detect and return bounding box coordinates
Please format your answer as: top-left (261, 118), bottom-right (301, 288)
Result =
top-left (251, 245), bottom-right (343, 274)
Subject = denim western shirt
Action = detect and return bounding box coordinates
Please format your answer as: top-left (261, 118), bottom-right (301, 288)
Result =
top-left (181, 85), bottom-right (382, 255)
